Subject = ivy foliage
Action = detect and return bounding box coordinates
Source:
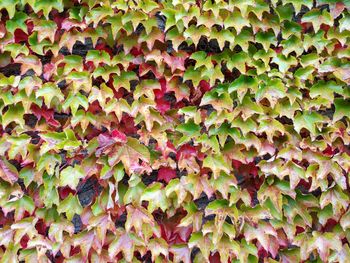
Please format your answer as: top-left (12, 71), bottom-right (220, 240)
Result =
top-left (0, 0), bottom-right (350, 262)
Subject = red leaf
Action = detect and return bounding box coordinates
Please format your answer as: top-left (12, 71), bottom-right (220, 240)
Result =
top-left (20, 234), bottom-right (29, 249)
top-left (155, 141), bottom-right (176, 159)
top-left (14, 29), bottom-right (28, 43)
top-left (95, 43), bottom-right (113, 56)
top-left (257, 245), bottom-right (269, 258)
top-left (295, 226), bottom-right (305, 235)
top-left (88, 100), bottom-right (102, 114)
top-left (130, 47), bottom-right (143, 57)
top-left (111, 130), bottom-right (127, 143)
top-left (176, 144), bottom-right (197, 161)
top-left (199, 80), bottom-right (211, 92)
top-left (31, 104), bottom-right (60, 127)
top-left (320, 24), bottom-right (330, 32)
top-left (331, 2), bottom-right (345, 18)
top-left (156, 97), bottom-right (171, 114)
top-left (70, 246), bottom-right (81, 256)
top-left (323, 145), bottom-right (336, 156)
top-left (323, 219), bottom-right (338, 232)
top-left (274, 47), bottom-right (283, 54)
top-left (26, 21), bottom-right (34, 34)
top-left (209, 252), bottom-right (221, 263)
top-left (35, 219), bottom-right (48, 235)
top-left (157, 167), bottom-right (177, 183)
top-left (84, 61), bottom-right (95, 72)
top-left (119, 115), bottom-right (138, 134)
top-left (159, 211), bottom-right (191, 244)
top-left (59, 186), bottom-right (76, 200)
top-left (154, 79), bottom-right (167, 99)
top-left (51, 10), bottom-right (66, 30)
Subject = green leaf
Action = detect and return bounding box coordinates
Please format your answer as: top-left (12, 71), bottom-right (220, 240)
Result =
top-left (203, 154), bottom-right (232, 179)
top-left (140, 182), bottom-right (169, 213)
top-left (301, 9), bottom-right (333, 32)
top-left (6, 12), bottom-right (28, 34)
top-left (59, 165), bottom-right (85, 190)
top-left (57, 193), bottom-right (83, 221)
top-left (334, 98), bottom-right (350, 121)
top-left (62, 92), bottom-right (89, 116)
top-left (36, 83), bottom-right (64, 107)
top-left (310, 81), bottom-right (343, 101)
top-left (294, 111), bottom-right (325, 135)
top-left (1, 103), bottom-right (25, 129)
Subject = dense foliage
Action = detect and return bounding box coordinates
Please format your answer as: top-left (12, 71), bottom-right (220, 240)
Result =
top-left (0, 0), bottom-right (350, 262)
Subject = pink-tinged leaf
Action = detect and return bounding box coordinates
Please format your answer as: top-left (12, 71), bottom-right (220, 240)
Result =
top-left (43, 63), bottom-right (56, 81)
top-left (61, 19), bottom-right (87, 31)
top-left (330, 2), bottom-right (345, 18)
top-left (96, 134), bottom-right (116, 156)
top-left (170, 244), bottom-right (191, 263)
top-left (0, 22), bottom-right (6, 38)
top-left (0, 158), bottom-right (18, 185)
top-left (14, 55), bottom-right (42, 76)
top-left (158, 167), bottom-right (177, 183)
top-left (163, 52), bottom-right (188, 73)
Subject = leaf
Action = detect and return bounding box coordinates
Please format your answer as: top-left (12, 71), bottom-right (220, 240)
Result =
top-left (59, 165), bottom-right (85, 190)
top-left (309, 81), bottom-right (343, 101)
top-left (48, 219), bottom-right (74, 243)
top-left (36, 83), bottom-right (64, 107)
top-left (244, 222), bottom-right (277, 254)
top-left (2, 104), bottom-right (25, 129)
top-left (19, 167), bottom-right (34, 188)
top-left (301, 9), bottom-right (333, 32)
top-left (0, 158), bottom-right (18, 185)
top-left (170, 244), bottom-right (191, 263)
top-left (2, 195), bottom-right (35, 221)
top-left (11, 217), bottom-right (38, 244)
top-left (125, 205), bottom-right (158, 239)
top-left (294, 111), bottom-right (325, 135)
top-left (113, 71), bottom-right (138, 92)
top-left (107, 137), bottom-right (151, 175)
top-left (57, 193), bottom-right (83, 221)
top-left (108, 229), bottom-right (144, 261)
top-left (334, 98), bottom-right (350, 121)
top-left (307, 232), bottom-right (342, 262)
top-left (62, 92), bottom-right (89, 116)
top-left (140, 182), bottom-right (169, 213)
top-left (184, 173), bottom-right (214, 200)
top-left (157, 167), bottom-right (177, 183)
top-left (188, 232), bottom-right (212, 261)
top-left (203, 154), bottom-right (232, 179)
top-left (0, 0), bottom-right (19, 18)
top-left (179, 202), bottom-right (203, 232)
top-left (32, 0), bottom-right (64, 19)
top-left (14, 55), bottom-right (42, 76)
top-left (8, 134), bottom-right (31, 160)
top-left (6, 11), bottom-right (27, 34)
top-left (148, 238), bottom-right (168, 261)
top-left (320, 185), bottom-right (349, 215)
